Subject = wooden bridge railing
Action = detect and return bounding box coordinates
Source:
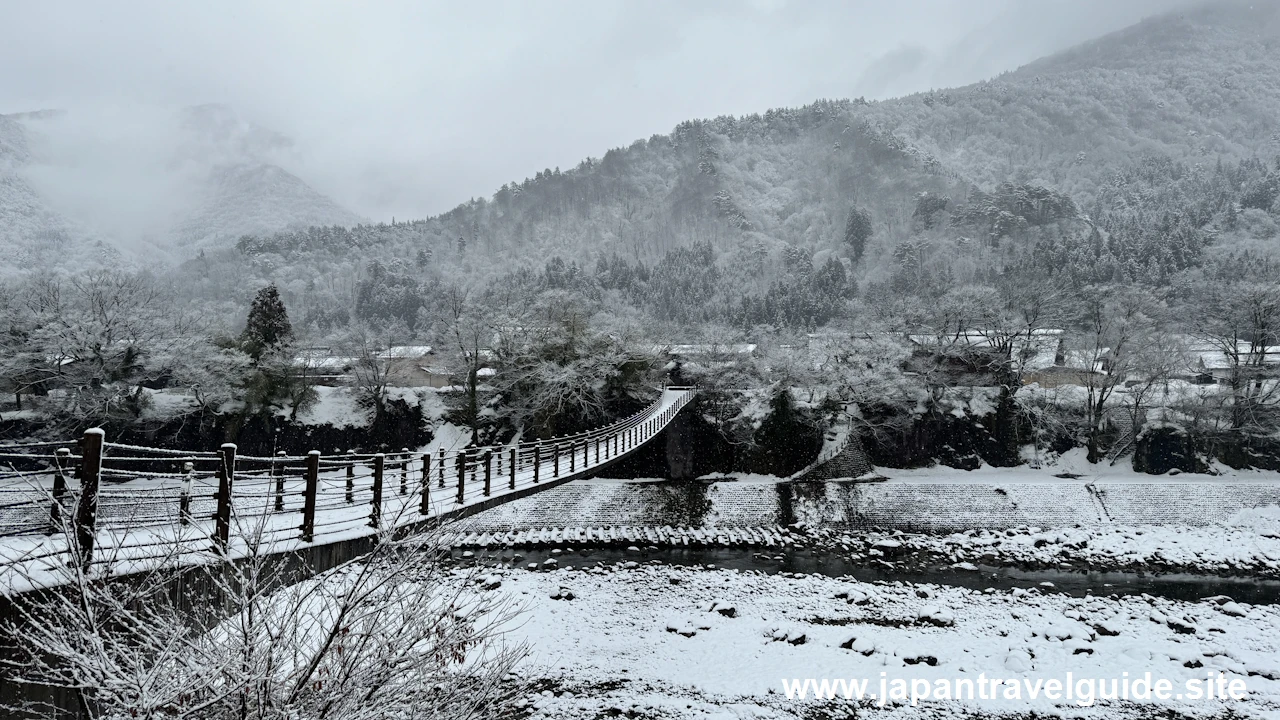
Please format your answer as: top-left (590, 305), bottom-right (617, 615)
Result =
top-left (0, 387), bottom-right (695, 589)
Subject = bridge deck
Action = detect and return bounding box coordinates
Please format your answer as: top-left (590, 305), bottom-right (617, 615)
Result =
top-left (0, 387), bottom-right (695, 593)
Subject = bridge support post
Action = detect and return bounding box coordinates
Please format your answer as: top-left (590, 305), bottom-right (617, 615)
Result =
top-left (569, 441), bottom-right (575, 473)
top-left (420, 453), bottom-right (431, 515)
top-left (438, 447), bottom-right (446, 488)
top-left (595, 437), bottom-right (600, 464)
top-left (456, 453), bottom-right (466, 504)
top-left (47, 447), bottom-right (71, 535)
top-left (665, 402), bottom-right (696, 480)
top-left (179, 462), bottom-right (194, 526)
top-left (509, 448), bottom-right (516, 489)
top-left (301, 451), bottom-right (319, 542)
top-left (533, 445), bottom-right (540, 483)
top-left (273, 451), bottom-right (286, 511)
top-left (345, 450), bottom-right (355, 504)
top-left (553, 445), bottom-right (560, 477)
top-left (370, 453), bottom-right (385, 529)
top-left (73, 429), bottom-right (104, 568)
top-left (400, 448), bottom-right (409, 495)
top-left (483, 451), bottom-right (492, 496)
top-left (214, 443), bottom-right (236, 553)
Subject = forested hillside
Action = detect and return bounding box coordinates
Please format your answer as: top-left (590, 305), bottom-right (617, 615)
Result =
top-left (868, 2), bottom-right (1280, 194)
top-left (177, 1), bottom-right (1280, 339)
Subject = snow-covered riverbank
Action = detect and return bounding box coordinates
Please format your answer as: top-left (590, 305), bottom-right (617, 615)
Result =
top-left (488, 563), bottom-right (1280, 719)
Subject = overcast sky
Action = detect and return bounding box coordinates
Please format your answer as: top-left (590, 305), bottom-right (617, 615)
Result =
top-left (1, 0), bottom-right (1189, 222)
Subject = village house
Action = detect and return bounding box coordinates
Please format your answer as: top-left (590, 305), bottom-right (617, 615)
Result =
top-left (293, 347), bottom-right (357, 386)
top-left (657, 343), bottom-right (758, 370)
top-left (377, 345), bottom-right (451, 388)
top-left (1184, 340), bottom-right (1280, 385)
top-left (905, 329), bottom-right (1093, 383)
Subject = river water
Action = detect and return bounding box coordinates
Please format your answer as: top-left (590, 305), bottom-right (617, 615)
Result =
top-left (454, 546), bottom-right (1280, 605)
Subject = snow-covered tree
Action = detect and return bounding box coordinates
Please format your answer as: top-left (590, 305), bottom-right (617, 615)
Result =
top-left (2, 513), bottom-right (526, 719)
top-left (500, 314), bottom-right (657, 438)
top-left (0, 272), bottom-right (202, 429)
top-left (240, 283), bottom-right (294, 362)
top-left (1067, 285), bottom-right (1167, 463)
top-left (1187, 278), bottom-right (1280, 432)
top-left (843, 206), bottom-right (873, 262)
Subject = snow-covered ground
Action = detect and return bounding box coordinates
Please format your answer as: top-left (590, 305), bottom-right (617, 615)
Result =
top-left (483, 562), bottom-right (1280, 718)
top-left (888, 447), bottom-right (1280, 483)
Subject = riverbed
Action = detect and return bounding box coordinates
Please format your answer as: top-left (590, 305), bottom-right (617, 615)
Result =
top-left (483, 561), bottom-right (1280, 719)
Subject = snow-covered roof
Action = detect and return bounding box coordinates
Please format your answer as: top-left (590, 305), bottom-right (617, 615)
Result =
top-left (1054, 348), bottom-right (1108, 374)
top-left (297, 356), bottom-right (357, 370)
top-left (379, 345), bottom-right (433, 359)
top-left (660, 344), bottom-right (757, 356)
top-left (908, 330), bottom-right (1063, 371)
top-left (908, 328), bottom-right (1062, 346)
top-left (1025, 364), bottom-right (1102, 377)
top-left (1187, 342), bottom-right (1280, 371)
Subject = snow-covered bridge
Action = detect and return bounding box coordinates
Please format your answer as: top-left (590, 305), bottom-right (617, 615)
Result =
top-left (0, 387), bottom-right (696, 593)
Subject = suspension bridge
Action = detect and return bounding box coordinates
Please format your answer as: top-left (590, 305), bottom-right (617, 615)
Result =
top-left (0, 387), bottom-right (696, 593)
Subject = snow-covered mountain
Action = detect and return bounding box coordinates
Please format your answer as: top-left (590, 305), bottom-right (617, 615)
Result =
top-left (0, 114), bottom-right (120, 277)
top-left (174, 161), bottom-right (363, 250)
top-left (0, 105), bottom-right (362, 273)
top-left (170, 105), bottom-right (362, 248)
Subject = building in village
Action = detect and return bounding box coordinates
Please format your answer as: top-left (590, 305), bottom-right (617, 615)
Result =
top-left (1184, 340), bottom-right (1280, 385)
top-left (294, 345), bottom-right (464, 389)
top-left (904, 329), bottom-right (1099, 386)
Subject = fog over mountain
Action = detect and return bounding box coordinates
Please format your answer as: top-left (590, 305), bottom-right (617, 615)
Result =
top-left (0, 0), bottom-right (1188, 264)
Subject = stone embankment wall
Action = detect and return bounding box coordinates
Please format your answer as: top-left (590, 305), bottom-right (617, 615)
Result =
top-left (458, 478), bottom-right (1280, 532)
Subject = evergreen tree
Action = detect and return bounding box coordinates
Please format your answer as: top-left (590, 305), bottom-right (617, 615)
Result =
top-left (912, 192), bottom-right (950, 230)
top-left (241, 284), bottom-right (294, 361)
top-left (843, 207), bottom-right (873, 262)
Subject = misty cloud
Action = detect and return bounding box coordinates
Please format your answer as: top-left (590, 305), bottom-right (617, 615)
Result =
top-left (854, 46), bottom-right (930, 99)
top-left (1, 0), bottom-right (1192, 230)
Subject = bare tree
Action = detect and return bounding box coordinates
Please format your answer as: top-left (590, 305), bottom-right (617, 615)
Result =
top-left (2, 505), bottom-right (526, 720)
top-left (974, 276), bottom-right (1072, 464)
top-left (1067, 285), bottom-right (1166, 463)
top-left (1188, 280), bottom-right (1280, 432)
top-left (343, 327), bottom-right (395, 424)
top-left (821, 323), bottom-right (920, 450)
top-left (1, 271), bottom-right (204, 430)
top-left (500, 311), bottom-right (657, 438)
top-left (435, 285), bottom-right (491, 446)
